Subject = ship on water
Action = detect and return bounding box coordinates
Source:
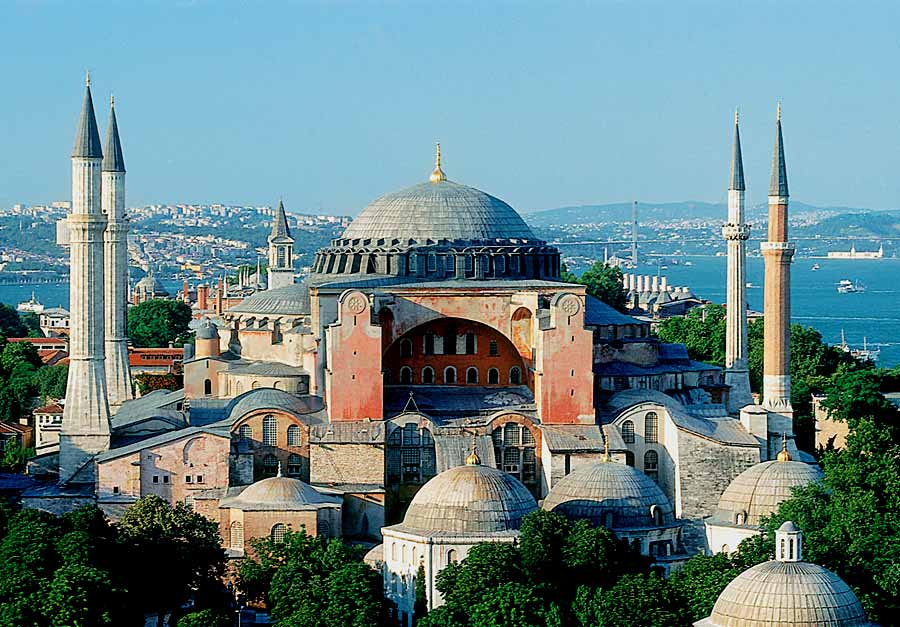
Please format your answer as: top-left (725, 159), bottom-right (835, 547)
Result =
top-left (16, 291), bottom-right (44, 313)
top-left (827, 244), bottom-right (884, 259)
top-left (836, 279), bottom-right (866, 294)
top-left (841, 329), bottom-right (880, 363)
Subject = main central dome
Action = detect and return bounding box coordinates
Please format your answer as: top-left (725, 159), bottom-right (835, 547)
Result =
top-left (342, 179), bottom-right (536, 243)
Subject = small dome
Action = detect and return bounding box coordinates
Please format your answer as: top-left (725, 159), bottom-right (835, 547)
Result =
top-left (542, 460), bottom-right (674, 529)
top-left (136, 273), bottom-right (169, 297)
top-left (402, 463), bottom-right (537, 534)
top-left (703, 561), bottom-right (871, 627)
top-left (342, 179), bottom-right (537, 243)
top-left (713, 460), bottom-right (823, 526)
top-left (223, 475), bottom-right (338, 511)
top-left (195, 320), bottom-right (219, 340)
top-left (229, 282), bottom-right (310, 316)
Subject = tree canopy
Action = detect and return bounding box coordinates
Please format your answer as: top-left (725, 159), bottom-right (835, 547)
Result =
top-left (127, 299), bottom-right (193, 348)
top-left (561, 262), bottom-right (628, 311)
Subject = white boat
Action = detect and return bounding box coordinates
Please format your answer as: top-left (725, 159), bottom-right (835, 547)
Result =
top-left (812, 263), bottom-right (820, 271)
top-left (836, 279), bottom-right (865, 294)
top-left (16, 291), bottom-right (44, 314)
top-left (840, 330), bottom-right (879, 363)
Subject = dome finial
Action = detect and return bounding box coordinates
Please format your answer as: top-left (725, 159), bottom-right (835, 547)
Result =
top-left (776, 432), bottom-right (792, 462)
top-left (429, 142), bottom-right (446, 183)
top-left (465, 430), bottom-right (480, 465)
top-left (276, 461), bottom-right (283, 477)
top-left (601, 425), bottom-right (610, 462)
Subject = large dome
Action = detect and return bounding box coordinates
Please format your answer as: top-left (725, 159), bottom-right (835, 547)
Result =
top-left (700, 561), bottom-right (871, 627)
top-left (342, 179), bottom-right (537, 243)
top-left (713, 459), bottom-right (823, 527)
top-left (542, 460), bottom-right (674, 529)
top-left (402, 462), bottom-right (537, 535)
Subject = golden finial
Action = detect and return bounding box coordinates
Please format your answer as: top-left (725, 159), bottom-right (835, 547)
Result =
top-left (776, 432), bottom-right (792, 462)
top-left (429, 142), bottom-right (446, 183)
top-left (601, 425), bottom-right (610, 462)
top-left (465, 430), bottom-right (480, 465)
top-left (86, 70), bottom-right (91, 88)
top-left (776, 102), bottom-right (782, 122)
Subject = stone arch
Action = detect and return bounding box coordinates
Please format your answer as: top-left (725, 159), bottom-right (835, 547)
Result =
top-left (511, 307), bottom-right (533, 359)
top-left (443, 366), bottom-right (456, 384)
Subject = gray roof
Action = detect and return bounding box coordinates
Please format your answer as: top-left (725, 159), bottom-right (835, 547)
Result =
top-left (102, 101), bottom-right (125, 173)
top-left (584, 295), bottom-right (641, 326)
top-left (72, 83), bottom-right (103, 159)
top-left (542, 460), bottom-right (675, 529)
top-left (699, 560), bottom-right (872, 627)
top-left (435, 433), bottom-right (496, 471)
top-left (220, 475), bottom-right (340, 511)
top-left (136, 273), bottom-right (169, 296)
top-left (729, 118), bottom-right (745, 192)
top-left (540, 424), bottom-right (606, 453)
top-left (225, 388), bottom-right (325, 422)
top-left (226, 362), bottom-right (308, 377)
top-left (396, 462), bottom-right (537, 535)
top-left (270, 200), bottom-right (292, 241)
top-left (97, 424), bottom-right (231, 462)
top-left (310, 421), bottom-right (386, 444)
top-left (385, 385), bottom-right (534, 419)
top-left (341, 179), bottom-right (537, 243)
top-left (228, 282), bottom-right (310, 315)
top-left (769, 112), bottom-right (789, 197)
top-left (711, 459), bottom-right (823, 526)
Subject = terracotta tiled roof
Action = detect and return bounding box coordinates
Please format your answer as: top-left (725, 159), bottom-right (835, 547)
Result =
top-left (8, 337), bottom-right (66, 345)
top-left (34, 403), bottom-right (64, 415)
top-left (128, 348), bottom-right (184, 367)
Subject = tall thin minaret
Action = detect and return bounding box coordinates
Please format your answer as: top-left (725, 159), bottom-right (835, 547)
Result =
top-left (103, 95), bottom-right (133, 410)
top-left (267, 200), bottom-right (295, 290)
top-left (723, 110), bottom-right (753, 411)
top-left (762, 103), bottom-right (794, 420)
top-left (59, 74), bottom-right (111, 483)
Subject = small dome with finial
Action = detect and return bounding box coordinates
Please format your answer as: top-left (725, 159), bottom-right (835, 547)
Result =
top-left (464, 431), bottom-right (481, 466)
top-left (429, 142), bottom-right (446, 183)
top-left (776, 432), bottom-right (792, 462)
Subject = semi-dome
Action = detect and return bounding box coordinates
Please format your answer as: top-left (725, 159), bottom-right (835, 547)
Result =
top-left (401, 460), bottom-right (537, 535)
top-left (713, 456), bottom-right (823, 527)
top-left (342, 179), bottom-right (537, 243)
top-left (697, 522), bottom-right (875, 627)
top-left (542, 459), bottom-right (675, 528)
top-left (221, 474), bottom-right (339, 511)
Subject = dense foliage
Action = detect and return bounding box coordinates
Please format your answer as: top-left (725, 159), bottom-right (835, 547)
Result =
top-left (127, 299), bottom-right (193, 348)
top-left (0, 497), bottom-right (227, 627)
top-left (0, 329), bottom-right (67, 435)
top-left (135, 372), bottom-right (183, 394)
top-left (237, 528), bottom-right (387, 627)
top-left (561, 262), bottom-right (628, 311)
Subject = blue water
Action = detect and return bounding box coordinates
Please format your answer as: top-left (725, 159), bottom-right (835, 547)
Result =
top-left (4, 262), bottom-right (898, 367)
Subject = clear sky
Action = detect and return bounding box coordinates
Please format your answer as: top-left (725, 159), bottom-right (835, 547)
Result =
top-left (2, 0), bottom-right (898, 214)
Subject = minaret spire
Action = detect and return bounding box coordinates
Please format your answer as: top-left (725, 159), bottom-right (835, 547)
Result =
top-left (723, 109), bottom-right (752, 411)
top-left (103, 94), bottom-right (133, 409)
top-left (60, 76), bottom-right (111, 482)
top-left (267, 199), bottom-right (295, 291)
top-left (762, 103), bottom-right (795, 447)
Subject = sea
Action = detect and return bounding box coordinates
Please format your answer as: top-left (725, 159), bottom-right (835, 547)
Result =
top-left (3, 257), bottom-right (899, 368)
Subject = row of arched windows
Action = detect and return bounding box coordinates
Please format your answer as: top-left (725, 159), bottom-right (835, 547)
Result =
top-left (620, 412), bottom-right (659, 444)
top-left (260, 453), bottom-right (303, 477)
top-left (390, 365), bottom-right (522, 386)
top-left (236, 420), bottom-right (302, 447)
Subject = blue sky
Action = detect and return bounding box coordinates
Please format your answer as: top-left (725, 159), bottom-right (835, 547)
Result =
top-left (2, 0), bottom-right (898, 214)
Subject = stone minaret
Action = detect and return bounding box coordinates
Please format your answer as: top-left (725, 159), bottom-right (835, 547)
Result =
top-left (267, 200), bottom-right (295, 290)
top-left (60, 75), bottom-right (111, 483)
top-left (723, 110), bottom-right (753, 411)
top-left (762, 104), bottom-right (794, 419)
top-left (103, 96), bottom-right (133, 410)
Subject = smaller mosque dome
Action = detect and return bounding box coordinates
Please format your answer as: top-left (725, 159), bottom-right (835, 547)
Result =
top-left (229, 282), bottom-right (310, 316)
top-left (699, 522), bottom-right (875, 627)
top-left (222, 474), bottom-right (338, 511)
top-left (135, 272), bottom-right (169, 298)
top-left (402, 462), bottom-right (537, 535)
top-left (713, 458), bottom-right (823, 527)
top-left (195, 320), bottom-right (219, 340)
top-left (542, 460), bottom-right (674, 528)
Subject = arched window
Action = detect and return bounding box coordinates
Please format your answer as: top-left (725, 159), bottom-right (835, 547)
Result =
top-left (287, 454), bottom-right (302, 476)
top-left (735, 511), bottom-right (747, 525)
top-left (509, 366), bottom-right (522, 385)
top-left (424, 333), bottom-right (436, 355)
top-left (230, 522), bottom-right (244, 549)
top-left (466, 367), bottom-right (479, 384)
top-left (465, 332), bottom-right (476, 355)
top-left (488, 368), bottom-right (500, 384)
top-left (400, 338), bottom-right (413, 358)
top-left (400, 366), bottom-right (413, 385)
top-left (644, 450), bottom-right (659, 482)
top-left (238, 424), bottom-right (252, 442)
top-left (650, 504), bottom-right (663, 526)
top-left (489, 339), bottom-right (499, 356)
top-left (287, 425), bottom-right (301, 446)
top-left (492, 422), bottom-right (537, 484)
top-left (421, 366), bottom-right (434, 384)
top-left (391, 542), bottom-right (398, 560)
top-left (622, 420), bottom-right (635, 444)
top-left (444, 366), bottom-right (456, 384)
top-left (262, 454), bottom-right (278, 476)
top-left (624, 450), bottom-right (635, 467)
top-left (387, 423), bottom-right (436, 484)
top-left (402, 544), bottom-right (408, 563)
top-left (203, 379), bottom-right (212, 395)
top-left (644, 412), bottom-right (659, 443)
top-left (262, 415), bottom-right (277, 446)
top-left (447, 549), bottom-right (457, 564)
top-left (603, 511), bottom-right (614, 528)
top-left (271, 523), bottom-right (286, 544)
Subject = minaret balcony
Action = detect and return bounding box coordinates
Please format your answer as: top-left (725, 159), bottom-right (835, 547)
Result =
top-left (722, 224), bottom-right (750, 240)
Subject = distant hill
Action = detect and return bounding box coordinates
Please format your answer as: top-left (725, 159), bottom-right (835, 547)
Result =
top-left (525, 200), bottom-right (882, 227)
top-left (795, 211), bottom-right (900, 238)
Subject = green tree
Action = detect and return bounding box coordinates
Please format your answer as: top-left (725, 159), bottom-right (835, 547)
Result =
top-left (0, 340), bottom-right (42, 373)
top-left (469, 582), bottom-right (547, 627)
top-left (0, 305), bottom-right (28, 338)
top-left (116, 496), bottom-right (225, 627)
top-left (32, 364), bottom-right (68, 401)
top-left (18, 312), bottom-right (41, 337)
top-left (572, 572), bottom-right (680, 627)
top-left (518, 509), bottom-right (571, 590)
top-left (127, 299), bottom-right (193, 348)
top-left (414, 561), bottom-right (428, 621)
top-left (437, 543), bottom-right (525, 616)
top-left (562, 262), bottom-right (628, 311)
top-left (657, 304), bottom-right (727, 366)
top-left (176, 609), bottom-right (231, 627)
top-left (0, 439), bottom-right (34, 473)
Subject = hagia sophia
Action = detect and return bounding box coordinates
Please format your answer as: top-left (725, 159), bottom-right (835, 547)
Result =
top-left (17, 78), bottom-right (879, 626)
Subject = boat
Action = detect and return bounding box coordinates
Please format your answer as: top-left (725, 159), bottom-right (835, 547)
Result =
top-left (684, 261), bottom-right (693, 267)
top-left (745, 282), bottom-right (758, 288)
top-left (836, 279), bottom-right (865, 294)
top-left (16, 291), bottom-right (44, 314)
top-left (812, 263), bottom-right (820, 271)
top-left (840, 330), bottom-right (880, 363)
